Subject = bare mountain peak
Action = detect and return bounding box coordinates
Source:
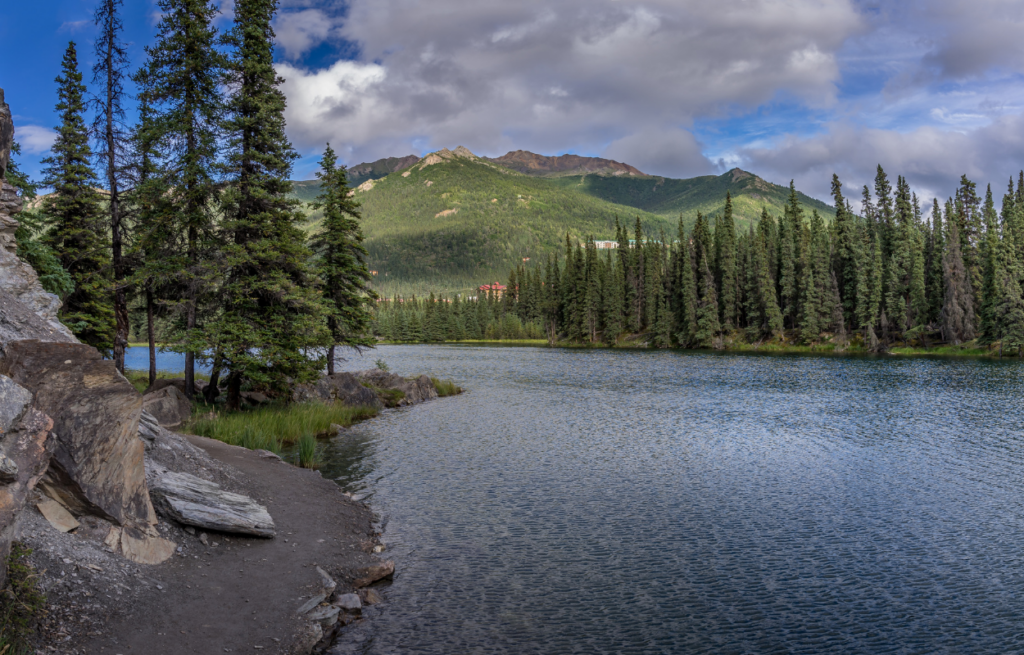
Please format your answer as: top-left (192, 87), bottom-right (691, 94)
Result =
top-left (487, 150), bottom-right (647, 177)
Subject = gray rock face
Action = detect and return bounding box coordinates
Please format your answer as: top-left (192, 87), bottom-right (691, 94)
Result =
top-left (149, 469), bottom-right (275, 537)
top-left (0, 404), bottom-right (52, 586)
top-left (293, 372), bottom-right (383, 409)
top-left (0, 173), bottom-right (76, 346)
top-left (0, 88), bottom-right (12, 179)
top-left (0, 373), bottom-right (32, 433)
top-left (142, 385), bottom-right (192, 428)
top-left (353, 370), bottom-right (438, 406)
top-left (0, 340), bottom-right (156, 529)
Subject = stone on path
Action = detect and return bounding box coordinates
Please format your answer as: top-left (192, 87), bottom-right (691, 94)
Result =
top-left (352, 560), bottom-right (395, 588)
top-left (149, 469), bottom-right (275, 537)
top-left (36, 498), bottom-right (79, 532)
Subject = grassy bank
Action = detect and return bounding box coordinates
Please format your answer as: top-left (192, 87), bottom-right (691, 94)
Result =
top-left (186, 402), bottom-right (379, 454)
top-left (124, 369), bottom-right (210, 394)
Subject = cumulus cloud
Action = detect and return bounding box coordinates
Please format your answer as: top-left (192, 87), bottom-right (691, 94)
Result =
top-left (603, 128), bottom-right (714, 178)
top-left (15, 125), bottom-right (57, 154)
top-left (274, 9), bottom-right (334, 60)
top-left (739, 113), bottom-right (1024, 206)
top-left (278, 0), bottom-right (863, 163)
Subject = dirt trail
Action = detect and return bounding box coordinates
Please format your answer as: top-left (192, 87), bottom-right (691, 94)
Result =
top-left (75, 435), bottom-right (380, 655)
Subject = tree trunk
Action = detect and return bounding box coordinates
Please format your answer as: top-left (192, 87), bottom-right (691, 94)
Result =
top-left (327, 344), bottom-right (335, 375)
top-left (226, 372), bottom-right (241, 412)
top-left (204, 355), bottom-right (222, 405)
top-left (147, 283), bottom-right (156, 388)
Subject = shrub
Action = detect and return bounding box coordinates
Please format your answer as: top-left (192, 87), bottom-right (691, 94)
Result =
top-left (431, 377), bottom-right (463, 397)
top-left (0, 542), bottom-right (45, 653)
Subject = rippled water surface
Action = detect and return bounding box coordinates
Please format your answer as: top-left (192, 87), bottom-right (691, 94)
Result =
top-left (333, 348), bottom-right (1024, 652)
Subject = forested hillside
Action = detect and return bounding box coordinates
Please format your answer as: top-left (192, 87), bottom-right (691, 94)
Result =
top-left (294, 148), bottom-right (833, 297)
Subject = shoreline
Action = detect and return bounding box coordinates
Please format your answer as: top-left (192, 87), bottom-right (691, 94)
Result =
top-left (373, 339), bottom-right (1015, 361)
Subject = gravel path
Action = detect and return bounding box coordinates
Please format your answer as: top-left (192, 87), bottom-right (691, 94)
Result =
top-left (55, 435), bottom-right (383, 655)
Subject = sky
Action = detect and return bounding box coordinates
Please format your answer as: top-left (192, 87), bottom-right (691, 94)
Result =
top-left (2, 0), bottom-right (1024, 207)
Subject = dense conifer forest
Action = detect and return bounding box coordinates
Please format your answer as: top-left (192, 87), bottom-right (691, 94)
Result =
top-left (4, 0), bottom-right (376, 406)
top-left (373, 173), bottom-right (1024, 356)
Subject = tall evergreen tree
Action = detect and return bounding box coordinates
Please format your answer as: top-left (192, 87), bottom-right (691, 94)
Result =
top-left (717, 192), bottom-right (738, 330)
top-left (92, 0), bottom-right (132, 372)
top-left (310, 144), bottom-right (376, 374)
top-left (941, 213), bottom-right (976, 344)
top-left (214, 0), bottom-right (329, 408)
top-left (831, 174), bottom-right (858, 330)
top-left (41, 42), bottom-right (115, 352)
top-left (144, 0), bottom-right (226, 397)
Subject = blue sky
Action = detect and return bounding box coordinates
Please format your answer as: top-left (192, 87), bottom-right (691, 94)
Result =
top-left (3, 0), bottom-right (1024, 205)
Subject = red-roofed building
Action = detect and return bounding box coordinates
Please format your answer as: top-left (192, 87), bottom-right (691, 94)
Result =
top-left (479, 282), bottom-right (507, 299)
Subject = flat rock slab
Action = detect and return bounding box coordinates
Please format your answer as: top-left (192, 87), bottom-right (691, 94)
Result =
top-left (150, 469), bottom-right (275, 537)
top-left (36, 499), bottom-right (79, 533)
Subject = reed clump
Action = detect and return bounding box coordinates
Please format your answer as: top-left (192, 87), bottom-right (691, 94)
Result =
top-left (431, 378), bottom-right (463, 397)
top-left (187, 402), bottom-right (378, 452)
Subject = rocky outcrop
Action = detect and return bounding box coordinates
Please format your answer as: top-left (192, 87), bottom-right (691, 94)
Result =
top-left (0, 93), bottom-right (76, 347)
top-left (353, 370), bottom-right (438, 407)
top-left (488, 150), bottom-right (648, 177)
top-left (0, 341), bottom-right (155, 530)
top-left (293, 372), bottom-right (383, 409)
top-left (0, 374), bottom-right (52, 586)
top-left (149, 469), bottom-right (275, 537)
top-left (143, 385), bottom-right (192, 428)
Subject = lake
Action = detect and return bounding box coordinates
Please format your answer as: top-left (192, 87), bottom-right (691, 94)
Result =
top-left (130, 345), bottom-right (1024, 653)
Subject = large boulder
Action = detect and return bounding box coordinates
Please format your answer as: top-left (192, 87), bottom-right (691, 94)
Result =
top-left (0, 340), bottom-right (156, 530)
top-left (292, 372), bottom-right (383, 409)
top-left (0, 375), bottom-right (51, 587)
top-left (353, 370), bottom-right (438, 407)
top-left (142, 385), bottom-right (192, 428)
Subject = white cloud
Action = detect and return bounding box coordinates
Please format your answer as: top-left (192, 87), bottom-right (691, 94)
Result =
top-left (603, 128), bottom-right (714, 179)
top-left (278, 0), bottom-right (863, 164)
top-left (15, 125), bottom-right (57, 155)
top-left (738, 113), bottom-right (1024, 206)
top-left (274, 9), bottom-right (333, 60)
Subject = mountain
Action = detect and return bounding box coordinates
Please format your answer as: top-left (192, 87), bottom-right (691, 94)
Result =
top-left (486, 150), bottom-right (646, 178)
top-left (290, 154), bottom-right (418, 203)
top-left (547, 167), bottom-right (835, 224)
top-left (292, 147), bottom-right (835, 297)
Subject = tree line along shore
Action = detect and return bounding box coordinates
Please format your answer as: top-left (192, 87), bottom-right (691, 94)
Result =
top-left (373, 172), bottom-right (1024, 358)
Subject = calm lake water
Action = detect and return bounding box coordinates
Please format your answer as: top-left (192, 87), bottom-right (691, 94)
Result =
top-left (131, 345), bottom-right (1024, 653)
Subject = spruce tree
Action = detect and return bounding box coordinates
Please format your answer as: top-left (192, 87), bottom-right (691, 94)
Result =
top-left (214, 0), bottom-right (329, 408)
top-left (925, 199), bottom-right (945, 324)
top-left (675, 228), bottom-right (698, 346)
top-left (144, 0), bottom-right (226, 397)
top-left (603, 250), bottom-right (624, 344)
top-left (92, 0), bottom-right (132, 372)
top-left (310, 144), bottom-right (376, 374)
top-left (41, 42), bottom-right (116, 352)
top-left (717, 192), bottom-right (738, 330)
top-left (778, 183), bottom-right (801, 328)
top-left (941, 213), bottom-right (976, 344)
top-left (694, 257), bottom-right (721, 348)
top-left (831, 174), bottom-right (857, 330)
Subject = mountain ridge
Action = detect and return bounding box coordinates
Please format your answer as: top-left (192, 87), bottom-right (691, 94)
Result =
top-left (292, 147), bottom-right (835, 297)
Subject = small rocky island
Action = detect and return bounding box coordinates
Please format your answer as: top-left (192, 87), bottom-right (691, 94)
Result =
top-left (0, 91), bottom-right (441, 653)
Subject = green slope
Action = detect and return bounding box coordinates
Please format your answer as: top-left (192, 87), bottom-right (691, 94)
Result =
top-left (292, 150), bottom-right (837, 297)
top-left (547, 168), bottom-right (835, 224)
top-left (300, 151), bottom-right (673, 297)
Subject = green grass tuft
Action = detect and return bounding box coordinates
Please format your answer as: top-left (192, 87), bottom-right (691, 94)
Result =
top-left (186, 402), bottom-right (379, 449)
top-left (297, 433), bottom-right (322, 469)
top-left (431, 377), bottom-right (463, 397)
top-left (124, 369), bottom-right (210, 395)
